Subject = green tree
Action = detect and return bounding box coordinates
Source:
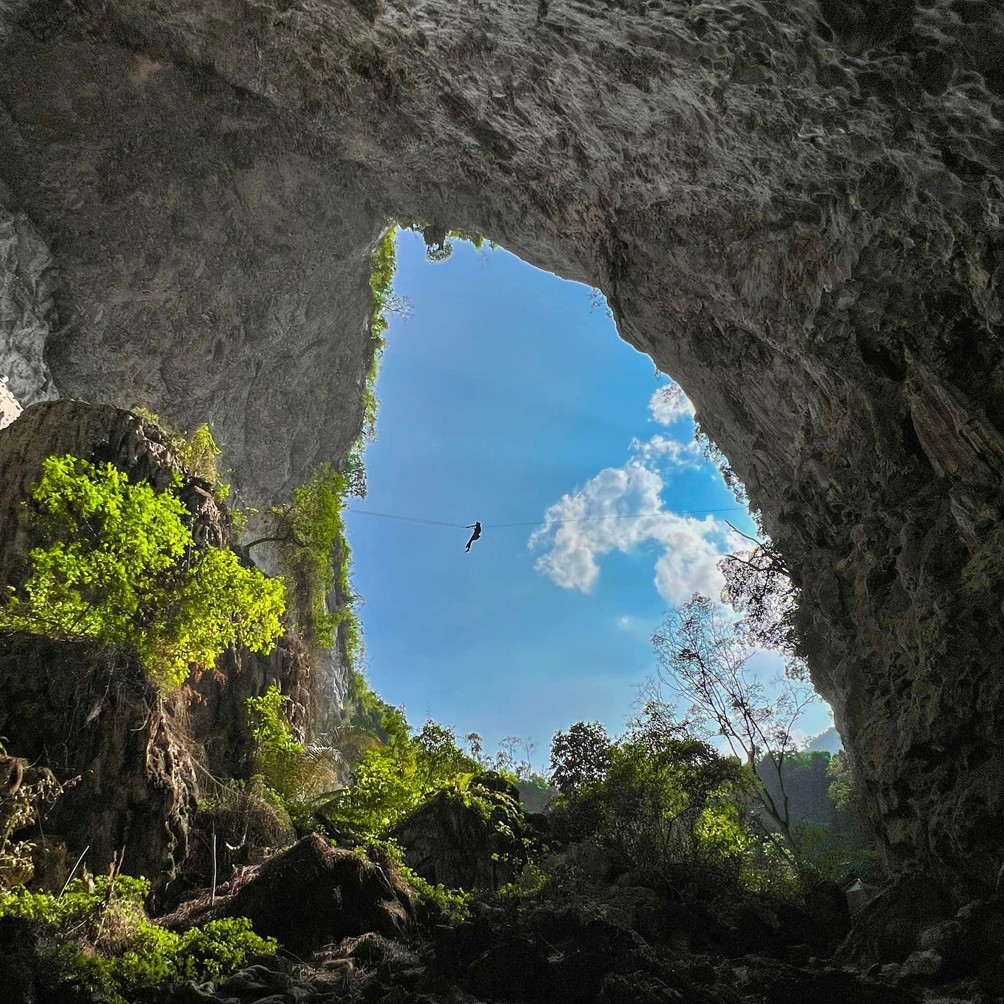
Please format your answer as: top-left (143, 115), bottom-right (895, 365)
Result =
top-left (316, 718), bottom-right (480, 838)
top-left (247, 464), bottom-right (357, 651)
top-left (601, 703), bottom-right (747, 868)
top-left (548, 704), bottom-right (751, 876)
top-left (0, 455), bottom-right (285, 689)
top-left (652, 595), bottom-right (816, 859)
top-left (549, 721), bottom-right (611, 796)
top-left (826, 749), bottom-right (854, 811)
top-left (414, 720), bottom-right (479, 788)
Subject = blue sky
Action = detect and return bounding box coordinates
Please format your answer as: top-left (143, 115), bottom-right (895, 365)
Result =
top-left (344, 231), bottom-right (833, 766)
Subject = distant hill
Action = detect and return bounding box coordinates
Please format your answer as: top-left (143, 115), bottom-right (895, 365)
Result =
top-left (805, 726), bottom-right (842, 754)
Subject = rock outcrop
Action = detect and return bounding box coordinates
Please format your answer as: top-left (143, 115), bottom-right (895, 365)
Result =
top-left (161, 833), bottom-right (416, 956)
top-left (391, 773), bottom-right (528, 890)
top-left (0, 632), bottom-right (198, 888)
top-left (1, 0), bottom-right (1003, 902)
top-left (0, 400), bottom-right (234, 586)
top-left (0, 400), bottom-right (305, 888)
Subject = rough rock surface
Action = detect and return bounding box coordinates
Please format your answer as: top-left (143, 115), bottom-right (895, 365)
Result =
top-left (161, 834), bottom-right (416, 956)
top-left (0, 400), bottom-right (221, 587)
top-left (0, 633), bottom-right (198, 887)
top-left (0, 400), bottom-right (309, 887)
top-left (391, 773), bottom-right (528, 890)
top-left (0, 0), bottom-right (1003, 901)
top-left (0, 198), bottom-right (57, 409)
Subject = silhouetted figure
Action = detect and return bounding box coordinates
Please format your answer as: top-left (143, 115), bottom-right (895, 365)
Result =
top-left (465, 522), bottom-right (482, 552)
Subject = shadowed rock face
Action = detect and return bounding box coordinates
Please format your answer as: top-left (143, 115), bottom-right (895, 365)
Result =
top-left (0, 1), bottom-right (1002, 897)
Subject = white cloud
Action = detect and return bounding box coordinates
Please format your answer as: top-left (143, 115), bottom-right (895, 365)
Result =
top-left (652, 525), bottom-right (728, 605)
top-left (629, 434), bottom-right (703, 470)
top-left (529, 460), bottom-right (734, 605)
top-left (649, 382), bottom-right (695, 426)
top-left (530, 379), bottom-right (745, 606)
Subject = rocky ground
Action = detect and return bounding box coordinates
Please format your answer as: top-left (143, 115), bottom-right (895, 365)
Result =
top-left (6, 819), bottom-right (1003, 1004)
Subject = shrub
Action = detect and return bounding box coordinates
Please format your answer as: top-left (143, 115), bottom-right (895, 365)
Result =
top-left (0, 455), bottom-right (285, 689)
top-left (130, 409), bottom-right (231, 500)
top-left (317, 719), bottom-right (481, 839)
top-left (361, 837), bottom-right (471, 923)
top-left (0, 748), bottom-right (64, 891)
top-left (340, 671), bottom-right (410, 744)
top-left (0, 875), bottom-right (275, 1001)
top-left (245, 687), bottom-right (346, 829)
top-left (251, 464), bottom-right (360, 654)
top-left (247, 685), bottom-right (308, 803)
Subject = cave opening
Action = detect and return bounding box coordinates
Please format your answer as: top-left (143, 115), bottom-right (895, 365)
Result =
top-left (343, 227), bottom-right (835, 762)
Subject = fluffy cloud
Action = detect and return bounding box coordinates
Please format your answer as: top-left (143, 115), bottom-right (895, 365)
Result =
top-left (530, 375), bottom-right (742, 606)
top-left (649, 382), bottom-right (695, 426)
top-left (529, 460), bottom-right (733, 604)
top-left (629, 434), bottom-right (703, 470)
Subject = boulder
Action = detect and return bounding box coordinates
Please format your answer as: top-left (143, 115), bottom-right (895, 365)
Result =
top-left (391, 773), bottom-right (527, 891)
top-left (162, 834), bottom-right (416, 956)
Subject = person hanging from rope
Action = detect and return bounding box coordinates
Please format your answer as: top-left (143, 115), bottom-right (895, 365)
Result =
top-left (464, 521), bottom-right (482, 552)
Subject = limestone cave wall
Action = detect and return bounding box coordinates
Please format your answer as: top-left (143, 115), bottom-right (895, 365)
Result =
top-left (1, 0), bottom-right (1002, 895)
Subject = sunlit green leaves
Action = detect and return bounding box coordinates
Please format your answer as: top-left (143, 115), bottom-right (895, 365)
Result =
top-left (0, 876), bottom-right (275, 1000)
top-left (317, 718), bottom-right (481, 838)
top-left (0, 455), bottom-right (285, 689)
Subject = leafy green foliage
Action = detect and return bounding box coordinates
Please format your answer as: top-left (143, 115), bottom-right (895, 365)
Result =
top-left (361, 838), bottom-right (472, 922)
top-left (341, 671), bottom-right (410, 743)
top-left (252, 465), bottom-right (362, 658)
top-left (552, 704), bottom-right (751, 871)
top-left (130, 408), bottom-right (231, 501)
top-left (0, 876), bottom-right (275, 1002)
top-left (317, 718), bottom-right (481, 838)
top-left (413, 720), bottom-right (480, 788)
top-left (247, 685), bottom-right (308, 804)
top-left (363, 227), bottom-right (399, 441)
top-left (0, 455), bottom-right (285, 689)
top-left (245, 687), bottom-right (348, 827)
top-left (264, 464), bottom-right (359, 652)
top-left (826, 749), bottom-right (853, 811)
top-left (549, 722), bottom-right (611, 796)
top-left (653, 594), bottom-right (816, 858)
